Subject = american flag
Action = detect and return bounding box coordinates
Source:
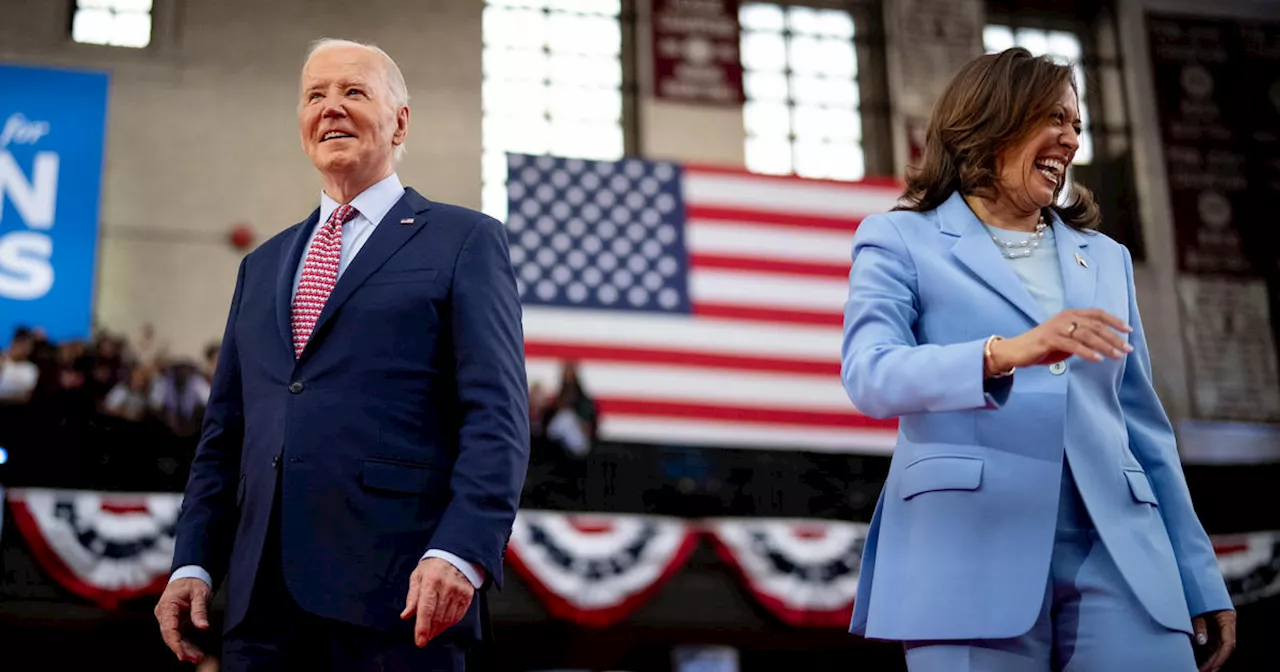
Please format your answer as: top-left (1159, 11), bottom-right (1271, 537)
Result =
top-left (507, 153), bottom-right (901, 454)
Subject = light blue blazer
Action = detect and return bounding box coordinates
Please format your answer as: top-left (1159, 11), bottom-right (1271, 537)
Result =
top-left (841, 191), bottom-right (1232, 641)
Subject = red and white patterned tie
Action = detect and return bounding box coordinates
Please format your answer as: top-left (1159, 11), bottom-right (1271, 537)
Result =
top-left (291, 204), bottom-right (358, 357)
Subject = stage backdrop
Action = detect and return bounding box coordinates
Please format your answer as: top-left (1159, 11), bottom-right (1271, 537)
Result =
top-left (0, 64), bottom-right (108, 347)
top-left (507, 153), bottom-right (902, 455)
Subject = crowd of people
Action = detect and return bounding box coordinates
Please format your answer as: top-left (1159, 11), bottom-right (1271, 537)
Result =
top-left (0, 324), bottom-right (219, 438)
top-left (1, 322), bottom-right (600, 477)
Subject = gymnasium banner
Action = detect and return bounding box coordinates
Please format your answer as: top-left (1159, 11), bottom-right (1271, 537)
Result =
top-left (0, 64), bottom-right (108, 346)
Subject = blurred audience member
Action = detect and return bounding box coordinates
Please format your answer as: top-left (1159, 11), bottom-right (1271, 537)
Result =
top-left (149, 359), bottom-right (211, 437)
top-left (36, 340), bottom-right (95, 413)
top-left (203, 341), bottom-right (220, 382)
top-left (546, 361), bottom-right (598, 458)
top-left (104, 364), bottom-right (156, 422)
top-left (131, 322), bottom-right (167, 368)
top-left (0, 327), bottom-right (40, 404)
top-left (92, 332), bottom-right (127, 393)
top-left (529, 381), bottom-right (552, 438)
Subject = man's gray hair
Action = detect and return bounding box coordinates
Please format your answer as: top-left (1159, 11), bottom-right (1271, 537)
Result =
top-left (304, 38), bottom-right (410, 161)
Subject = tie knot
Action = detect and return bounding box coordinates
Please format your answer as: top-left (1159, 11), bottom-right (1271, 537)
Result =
top-left (327, 204), bottom-right (359, 231)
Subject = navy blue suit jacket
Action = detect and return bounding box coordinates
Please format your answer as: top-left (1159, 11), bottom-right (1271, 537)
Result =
top-left (171, 188), bottom-right (530, 637)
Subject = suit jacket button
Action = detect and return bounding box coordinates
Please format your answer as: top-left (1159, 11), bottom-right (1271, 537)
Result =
top-left (1050, 362), bottom-right (1067, 375)
top-left (289, 381), bottom-right (304, 393)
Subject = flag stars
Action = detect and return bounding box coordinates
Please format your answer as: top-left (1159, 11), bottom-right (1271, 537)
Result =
top-left (506, 153), bottom-right (690, 314)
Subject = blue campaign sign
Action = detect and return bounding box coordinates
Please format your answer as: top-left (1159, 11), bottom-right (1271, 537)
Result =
top-left (0, 64), bottom-right (108, 347)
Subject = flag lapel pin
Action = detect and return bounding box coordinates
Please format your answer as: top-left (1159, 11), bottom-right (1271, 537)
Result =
top-left (400, 218), bottom-right (415, 225)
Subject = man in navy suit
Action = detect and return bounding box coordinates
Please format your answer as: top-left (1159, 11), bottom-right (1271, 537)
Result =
top-left (154, 38), bottom-right (529, 671)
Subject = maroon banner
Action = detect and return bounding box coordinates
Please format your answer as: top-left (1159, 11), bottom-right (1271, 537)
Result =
top-left (1146, 15), bottom-right (1280, 277)
top-left (651, 0), bottom-right (744, 105)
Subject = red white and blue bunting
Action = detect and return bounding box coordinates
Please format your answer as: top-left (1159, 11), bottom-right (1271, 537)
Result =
top-left (708, 518), bottom-right (868, 628)
top-left (1215, 532), bottom-right (1280, 606)
top-left (505, 510), bottom-right (699, 627)
top-left (2, 491), bottom-right (1278, 625)
top-left (7, 488), bottom-right (182, 609)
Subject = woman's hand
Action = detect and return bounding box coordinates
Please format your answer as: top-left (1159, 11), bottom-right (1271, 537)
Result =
top-left (1193, 609), bottom-right (1237, 672)
top-left (988, 309), bottom-right (1132, 373)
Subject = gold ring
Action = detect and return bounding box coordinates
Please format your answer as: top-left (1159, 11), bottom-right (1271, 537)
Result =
top-left (1067, 321), bottom-right (1078, 336)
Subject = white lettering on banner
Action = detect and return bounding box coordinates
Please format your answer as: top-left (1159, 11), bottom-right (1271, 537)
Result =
top-left (0, 231), bottom-right (54, 299)
top-left (0, 151), bottom-right (59, 228)
top-left (0, 112), bottom-right (58, 301)
top-left (0, 113), bottom-right (50, 148)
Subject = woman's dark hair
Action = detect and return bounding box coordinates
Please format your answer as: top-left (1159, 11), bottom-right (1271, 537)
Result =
top-left (897, 47), bottom-right (1099, 231)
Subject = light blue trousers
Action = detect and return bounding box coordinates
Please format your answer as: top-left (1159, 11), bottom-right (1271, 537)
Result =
top-left (904, 461), bottom-right (1197, 672)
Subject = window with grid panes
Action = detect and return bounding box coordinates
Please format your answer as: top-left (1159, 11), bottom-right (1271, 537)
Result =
top-left (739, 3), bottom-right (864, 181)
top-left (481, 0), bottom-right (625, 222)
top-left (72, 0), bottom-right (152, 48)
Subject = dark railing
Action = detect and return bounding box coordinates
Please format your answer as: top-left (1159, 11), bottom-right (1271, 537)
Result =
top-left (2, 403), bottom-right (1278, 534)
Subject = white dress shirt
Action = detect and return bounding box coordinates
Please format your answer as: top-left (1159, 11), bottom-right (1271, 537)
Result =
top-left (0, 359), bottom-right (38, 401)
top-left (170, 173), bottom-right (486, 591)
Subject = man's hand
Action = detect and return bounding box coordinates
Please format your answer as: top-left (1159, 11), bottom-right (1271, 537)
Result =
top-left (400, 557), bottom-right (475, 647)
top-left (1193, 609), bottom-right (1237, 672)
top-left (154, 577), bottom-right (212, 663)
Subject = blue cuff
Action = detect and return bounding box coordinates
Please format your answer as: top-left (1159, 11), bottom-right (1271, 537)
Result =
top-left (422, 549), bottom-right (485, 589)
top-left (170, 565), bottom-right (212, 587)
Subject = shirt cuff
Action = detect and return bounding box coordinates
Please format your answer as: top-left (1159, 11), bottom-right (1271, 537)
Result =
top-left (422, 549), bottom-right (485, 589)
top-left (170, 565), bottom-right (213, 587)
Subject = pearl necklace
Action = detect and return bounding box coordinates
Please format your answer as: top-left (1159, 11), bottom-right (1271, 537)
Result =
top-left (989, 215), bottom-right (1047, 259)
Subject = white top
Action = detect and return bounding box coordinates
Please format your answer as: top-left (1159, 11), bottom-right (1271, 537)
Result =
top-left (984, 223), bottom-right (1065, 318)
top-left (0, 359), bottom-right (38, 401)
top-left (987, 222), bottom-right (1089, 530)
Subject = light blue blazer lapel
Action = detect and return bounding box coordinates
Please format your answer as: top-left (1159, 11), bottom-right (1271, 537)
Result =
top-left (937, 192), bottom-right (1047, 325)
top-left (1052, 217), bottom-right (1098, 310)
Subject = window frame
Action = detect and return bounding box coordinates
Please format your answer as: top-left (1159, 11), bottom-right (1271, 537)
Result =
top-left (68, 0), bottom-right (156, 50)
top-left (480, 0), bottom-right (637, 221)
top-left (738, 0), bottom-right (893, 181)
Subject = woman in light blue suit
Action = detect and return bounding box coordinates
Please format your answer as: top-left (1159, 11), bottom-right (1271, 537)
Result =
top-left (841, 49), bottom-right (1236, 671)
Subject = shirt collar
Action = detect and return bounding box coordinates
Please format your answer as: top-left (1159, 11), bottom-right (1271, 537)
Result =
top-left (319, 173), bottom-right (405, 228)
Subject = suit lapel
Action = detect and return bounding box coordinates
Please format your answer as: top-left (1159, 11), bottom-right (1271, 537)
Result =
top-left (938, 193), bottom-right (1047, 325)
top-left (300, 188), bottom-right (433, 359)
top-left (278, 209), bottom-right (321, 355)
top-left (1053, 219), bottom-right (1097, 310)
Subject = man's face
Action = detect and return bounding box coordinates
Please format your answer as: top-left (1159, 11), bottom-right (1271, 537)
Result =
top-left (298, 45), bottom-right (407, 182)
